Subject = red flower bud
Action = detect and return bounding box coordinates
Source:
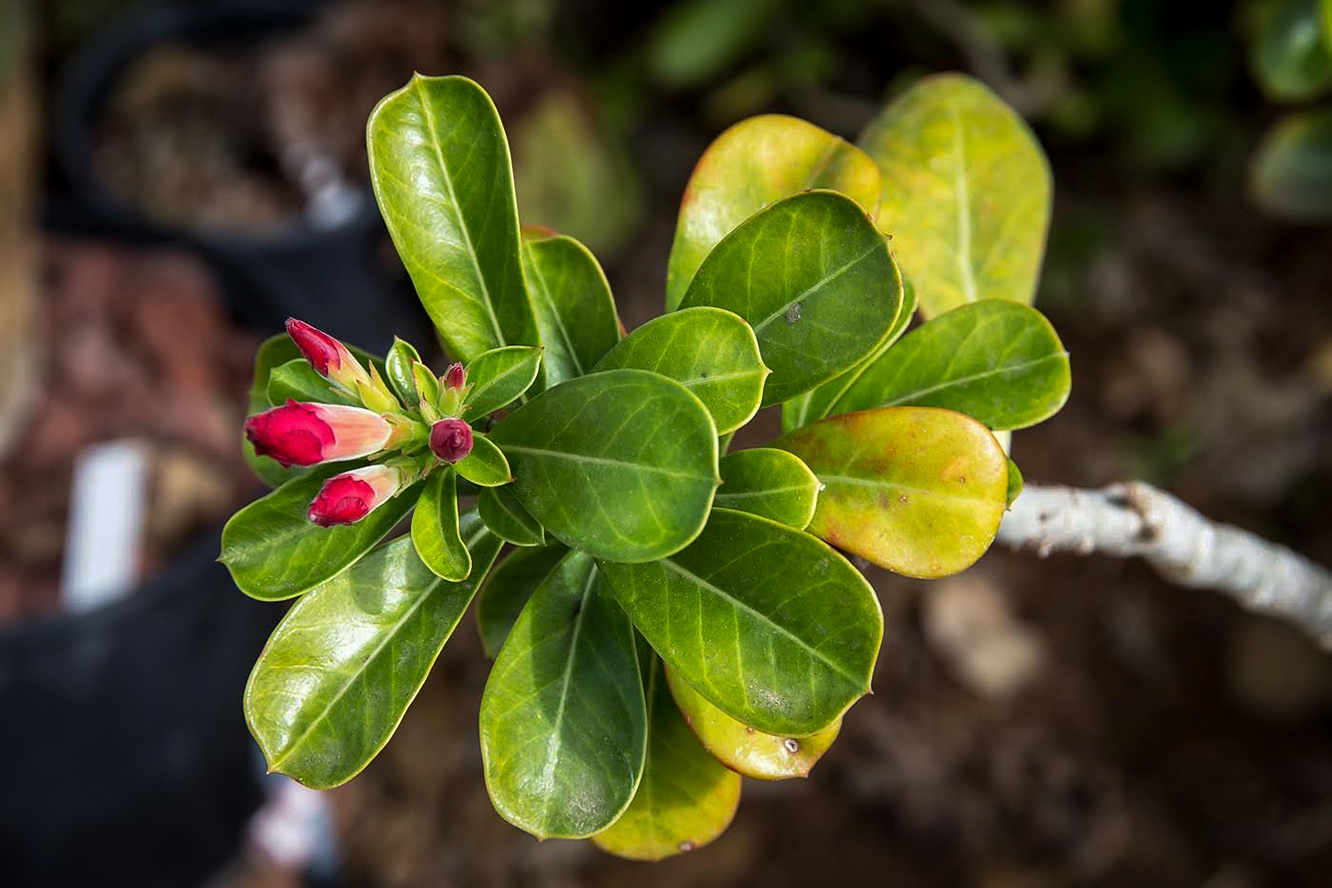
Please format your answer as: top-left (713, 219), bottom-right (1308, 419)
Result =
top-left (444, 362), bottom-right (466, 390)
top-left (285, 318), bottom-right (370, 391)
top-left (429, 418), bottom-right (473, 464)
top-left (307, 465), bottom-right (402, 526)
top-left (245, 400), bottom-right (393, 467)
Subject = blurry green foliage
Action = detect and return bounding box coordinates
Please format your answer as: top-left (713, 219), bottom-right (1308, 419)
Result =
top-left (1251, 108), bottom-right (1332, 218)
top-left (1248, 0), bottom-right (1332, 101)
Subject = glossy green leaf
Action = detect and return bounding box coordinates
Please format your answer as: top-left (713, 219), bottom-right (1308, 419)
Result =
top-left (598, 508), bottom-right (881, 736)
top-left (680, 190), bottom-right (902, 405)
top-left (476, 543), bottom-right (568, 658)
top-left (592, 307), bottom-right (767, 435)
top-left (775, 407), bottom-right (1008, 578)
top-left (781, 271), bottom-right (917, 433)
top-left (267, 359), bottom-right (359, 408)
top-left (1006, 457), bottom-right (1024, 508)
top-left (714, 448), bottom-right (819, 529)
top-left (479, 552), bottom-right (647, 839)
top-left (665, 665), bottom-right (840, 781)
top-left (477, 483), bottom-right (544, 547)
top-left (666, 114), bottom-right (881, 311)
top-left (1252, 0), bottom-right (1332, 101)
top-left (1250, 109), bottom-right (1332, 219)
top-left (489, 369), bottom-right (720, 562)
top-left (464, 346), bottom-right (543, 417)
top-left (592, 658), bottom-right (742, 861)
top-left (244, 335), bottom-right (307, 487)
top-left (221, 471), bottom-right (422, 600)
top-left (368, 74), bottom-right (539, 363)
top-left (522, 230), bottom-right (621, 388)
top-left (245, 514), bottom-right (502, 789)
top-left (411, 470), bottom-right (470, 581)
top-left (412, 361), bottom-right (441, 410)
top-left (860, 73), bottom-right (1051, 319)
top-left (385, 337), bottom-right (422, 407)
top-left (454, 433), bottom-right (511, 487)
top-left (829, 300), bottom-right (1070, 431)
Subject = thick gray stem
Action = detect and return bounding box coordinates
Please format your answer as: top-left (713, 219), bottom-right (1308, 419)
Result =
top-left (997, 483), bottom-right (1332, 647)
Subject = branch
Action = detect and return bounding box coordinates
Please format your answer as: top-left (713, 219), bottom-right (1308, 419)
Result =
top-left (997, 483), bottom-right (1332, 648)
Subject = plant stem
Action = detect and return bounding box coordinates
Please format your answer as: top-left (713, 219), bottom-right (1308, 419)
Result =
top-left (997, 483), bottom-right (1332, 647)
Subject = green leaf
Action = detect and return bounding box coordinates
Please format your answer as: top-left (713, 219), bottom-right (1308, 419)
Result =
top-left (1006, 457), bottom-right (1024, 509)
top-left (828, 300), bottom-right (1070, 431)
top-left (859, 73), bottom-right (1052, 319)
top-left (1252, 0), bottom-right (1332, 101)
top-left (1250, 109), bottom-right (1332, 220)
top-left (592, 307), bottom-right (767, 435)
top-left (245, 514), bottom-right (502, 789)
top-left (244, 335), bottom-right (306, 487)
top-left (267, 359), bottom-right (359, 407)
top-left (368, 74), bottom-right (539, 363)
top-left (479, 552), bottom-right (647, 839)
top-left (714, 448), bottom-right (819, 529)
top-left (489, 369), bottom-right (720, 563)
top-left (385, 337), bottom-right (422, 407)
top-left (781, 270), bottom-right (917, 433)
top-left (464, 346), bottom-right (543, 417)
top-left (411, 470), bottom-right (470, 581)
top-left (591, 657), bottom-right (742, 861)
top-left (680, 190), bottom-right (902, 405)
top-left (221, 471), bottom-right (422, 600)
top-left (477, 483), bottom-right (544, 547)
top-left (664, 665), bottom-right (840, 781)
top-left (522, 230), bottom-right (621, 388)
top-left (775, 406), bottom-right (1008, 578)
top-left (598, 508), bottom-right (881, 736)
top-left (454, 432), bottom-right (511, 487)
top-left (476, 543), bottom-right (568, 658)
top-left (412, 361), bottom-right (441, 409)
top-left (666, 113), bottom-right (881, 311)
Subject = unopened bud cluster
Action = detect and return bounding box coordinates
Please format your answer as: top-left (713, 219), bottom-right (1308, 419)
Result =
top-left (244, 319), bottom-right (476, 526)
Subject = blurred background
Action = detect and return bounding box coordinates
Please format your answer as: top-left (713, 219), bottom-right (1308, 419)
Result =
top-left (2, 0), bottom-right (1331, 885)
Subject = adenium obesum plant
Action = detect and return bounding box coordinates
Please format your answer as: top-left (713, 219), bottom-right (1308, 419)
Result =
top-left (222, 71), bottom-right (1070, 860)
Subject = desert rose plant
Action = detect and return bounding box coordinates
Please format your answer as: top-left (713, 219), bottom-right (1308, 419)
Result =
top-left (222, 72), bottom-right (1070, 859)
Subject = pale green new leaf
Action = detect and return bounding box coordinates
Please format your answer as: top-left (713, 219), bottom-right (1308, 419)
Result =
top-left (592, 307), bottom-right (767, 435)
top-left (479, 552), bottom-right (647, 839)
top-left (245, 514), bottom-right (502, 788)
top-left (860, 73), bottom-right (1051, 318)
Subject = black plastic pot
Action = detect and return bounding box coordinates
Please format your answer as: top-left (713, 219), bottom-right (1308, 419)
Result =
top-left (52, 0), bottom-right (429, 354)
top-left (0, 529), bottom-right (278, 888)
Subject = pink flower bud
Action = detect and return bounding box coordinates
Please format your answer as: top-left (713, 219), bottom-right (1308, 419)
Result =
top-left (444, 362), bottom-right (466, 390)
top-left (285, 318), bottom-right (370, 391)
top-left (429, 418), bottom-right (473, 463)
top-left (307, 465), bottom-right (402, 526)
top-left (245, 400), bottom-right (392, 467)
